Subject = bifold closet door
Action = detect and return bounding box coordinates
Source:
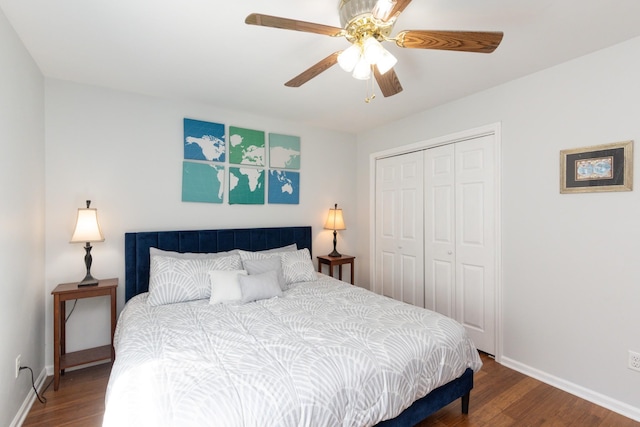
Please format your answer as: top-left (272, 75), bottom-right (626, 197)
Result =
top-left (424, 135), bottom-right (496, 354)
top-left (423, 144), bottom-right (456, 317)
top-left (374, 151), bottom-right (424, 307)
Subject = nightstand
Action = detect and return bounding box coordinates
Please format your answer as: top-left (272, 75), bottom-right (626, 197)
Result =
top-left (52, 278), bottom-right (118, 391)
top-left (317, 255), bottom-right (355, 284)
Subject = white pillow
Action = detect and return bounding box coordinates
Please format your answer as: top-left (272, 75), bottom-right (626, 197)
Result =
top-left (239, 270), bottom-right (282, 303)
top-left (148, 254), bottom-right (242, 306)
top-left (209, 270), bottom-right (247, 304)
top-left (281, 249), bottom-right (316, 285)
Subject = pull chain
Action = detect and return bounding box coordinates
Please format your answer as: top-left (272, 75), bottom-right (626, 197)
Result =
top-left (364, 66), bottom-right (376, 103)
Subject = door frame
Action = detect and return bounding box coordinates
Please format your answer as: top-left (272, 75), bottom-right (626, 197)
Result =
top-left (369, 122), bottom-right (503, 362)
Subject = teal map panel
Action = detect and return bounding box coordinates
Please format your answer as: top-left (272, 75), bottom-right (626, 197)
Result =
top-left (229, 126), bottom-right (265, 166)
top-left (182, 161), bottom-right (225, 203)
top-left (184, 118), bottom-right (225, 162)
top-left (229, 167), bottom-right (265, 204)
top-left (269, 133), bottom-right (300, 170)
top-left (268, 170), bottom-right (300, 204)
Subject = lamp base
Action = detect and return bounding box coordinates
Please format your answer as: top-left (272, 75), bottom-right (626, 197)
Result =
top-left (78, 243), bottom-right (99, 286)
top-left (78, 275), bottom-right (99, 287)
top-left (328, 229), bottom-right (342, 257)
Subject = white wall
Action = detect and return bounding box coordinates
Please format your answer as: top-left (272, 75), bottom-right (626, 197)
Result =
top-left (0, 8), bottom-right (45, 427)
top-left (356, 37), bottom-right (640, 418)
top-left (43, 79), bottom-right (358, 368)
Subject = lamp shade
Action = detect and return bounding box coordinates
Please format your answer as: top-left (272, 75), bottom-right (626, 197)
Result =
top-left (70, 205), bottom-right (104, 243)
top-left (338, 44), bottom-right (362, 72)
top-left (352, 57), bottom-right (372, 80)
top-left (363, 37), bottom-right (385, 64)
top-left (324, 204), bottom-right (346, 231)
top-left (376, 48), bottom-right (398, 74)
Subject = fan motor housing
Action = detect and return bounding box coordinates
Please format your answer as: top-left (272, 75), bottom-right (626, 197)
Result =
top-left (339, 0), bottom-right (374, 25)
top-left (344, 15), bottom-right (393, 44)
top-left (339, 0), bottom-right (394, 44)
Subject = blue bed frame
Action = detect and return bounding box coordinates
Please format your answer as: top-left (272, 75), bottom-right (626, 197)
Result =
top-left (123, 226), bottom-right (474, 426)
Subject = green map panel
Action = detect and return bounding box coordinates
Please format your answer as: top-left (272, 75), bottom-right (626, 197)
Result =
top-left (229, 126), bottom-right (265, 166)
top-left (229, 167), bottom-right (265, 204)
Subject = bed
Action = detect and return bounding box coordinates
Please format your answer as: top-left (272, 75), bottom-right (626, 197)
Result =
top-left (103, 226), bottom-right (482, 426)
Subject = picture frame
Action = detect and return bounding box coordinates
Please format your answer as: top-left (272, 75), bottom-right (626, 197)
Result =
top-left (560, 140), bottom-right (633, 193)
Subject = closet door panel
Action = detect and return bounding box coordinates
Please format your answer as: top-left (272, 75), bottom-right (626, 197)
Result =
top-left (454, 135), bottom-right (496, 354)
top-left (380, 251), bottom-right (395, 299)
top-left (401, 254), bottom-right (419, 305)
top-left (380, 189), bottom-right (395, 237)
top-left (459, 182), bottom-right (485, 246)
top-left (433, 260), bottom-right (454, 317)
top-left (424, 146), bottom-right (455, 313)
top-left (375, 152), bottom-right (424, 307)
top-left (459, 263), bottom-right (485, 330)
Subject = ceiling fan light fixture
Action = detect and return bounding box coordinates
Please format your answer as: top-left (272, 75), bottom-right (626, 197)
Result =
top-left (376, 49), bottom-right (397, 74)
top-left (352, 57), bottom-right (372, 80)
top-left (246, 1), bottom-right (502, 100)
top-left (338, 44), bottom-right (362, 72)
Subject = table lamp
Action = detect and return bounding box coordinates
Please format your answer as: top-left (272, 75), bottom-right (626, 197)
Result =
top-left (70, 200), bottom-right (105, 286)
top-left (324, 203), bottom-right (346, 257)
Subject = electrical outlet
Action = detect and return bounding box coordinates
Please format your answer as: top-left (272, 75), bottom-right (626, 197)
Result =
top-left (15, 355), bottom-right (21, 378)
top-left (629, 350), bottom-right (640, 372)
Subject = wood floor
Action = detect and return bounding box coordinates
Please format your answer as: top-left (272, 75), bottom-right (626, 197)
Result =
top-left (23, 353), bottom-right (639, 426)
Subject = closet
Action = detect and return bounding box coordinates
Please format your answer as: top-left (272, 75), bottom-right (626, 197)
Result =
top-left (373, 132), bottom-right (497, 355)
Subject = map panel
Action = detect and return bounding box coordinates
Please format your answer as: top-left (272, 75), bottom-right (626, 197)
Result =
top-left (269, 133), bottom-right (300, 170)
top-left (184, 118), bottom-right (226, 162)
top-left (229, 126), bottom-right (265, 166)
top-left (229, 167), bottom-right (265, 204)
top-left (182, 161), bottom-right (225, 204)
top-left (268, 170), bottom-right (300, 204)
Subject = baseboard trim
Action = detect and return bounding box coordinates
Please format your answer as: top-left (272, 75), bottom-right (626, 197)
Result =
top-left (10, 367), bottom-right (47, 427)
top-left (500, 356), bottom-right (640, 422)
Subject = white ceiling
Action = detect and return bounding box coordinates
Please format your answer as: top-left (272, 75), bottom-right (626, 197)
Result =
top-left (3, 0), bottom-right (640, 133)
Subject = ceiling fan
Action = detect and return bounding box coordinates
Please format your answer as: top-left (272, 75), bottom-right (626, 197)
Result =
top-left (245, 0), bottom-right (503, 100)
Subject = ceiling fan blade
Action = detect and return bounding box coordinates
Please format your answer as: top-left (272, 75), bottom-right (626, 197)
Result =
top-left (373, 66), bottom-right (403, 97)
top-left (384, 0), bottom-right (413, 22)
top-left (395, 30), bottom-right (503, 53)
top-left (285, 52), bottom-right (341, 88)
top-left (245, 13), bottom-right (343, 37)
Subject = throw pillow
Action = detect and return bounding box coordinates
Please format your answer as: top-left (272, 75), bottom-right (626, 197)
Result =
top-left (239, 270), bottom-right (282, 303)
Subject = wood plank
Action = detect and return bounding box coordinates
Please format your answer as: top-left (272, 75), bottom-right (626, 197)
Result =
top-left (23, 362), bottom-right (109, 427)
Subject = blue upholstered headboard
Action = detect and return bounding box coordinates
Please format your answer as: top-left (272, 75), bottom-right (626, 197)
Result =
top-left (124, 226), bottom-right (312, 301)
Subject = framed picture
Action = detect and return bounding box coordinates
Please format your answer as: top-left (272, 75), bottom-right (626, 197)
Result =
top-left (560, 140), bottom-right (633, 193)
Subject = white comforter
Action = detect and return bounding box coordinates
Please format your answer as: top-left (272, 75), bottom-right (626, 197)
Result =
top-left (103, 277), bottom-right (482, 427)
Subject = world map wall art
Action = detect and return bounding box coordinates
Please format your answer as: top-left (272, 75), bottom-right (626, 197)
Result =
top-left (182, 118), bottom-right (301, 205)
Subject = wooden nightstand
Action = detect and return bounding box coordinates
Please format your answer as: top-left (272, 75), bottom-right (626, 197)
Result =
top-left (317, 255), bottom-right (355, 284)
top-left (52, 278), bottom-right (118, 391)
